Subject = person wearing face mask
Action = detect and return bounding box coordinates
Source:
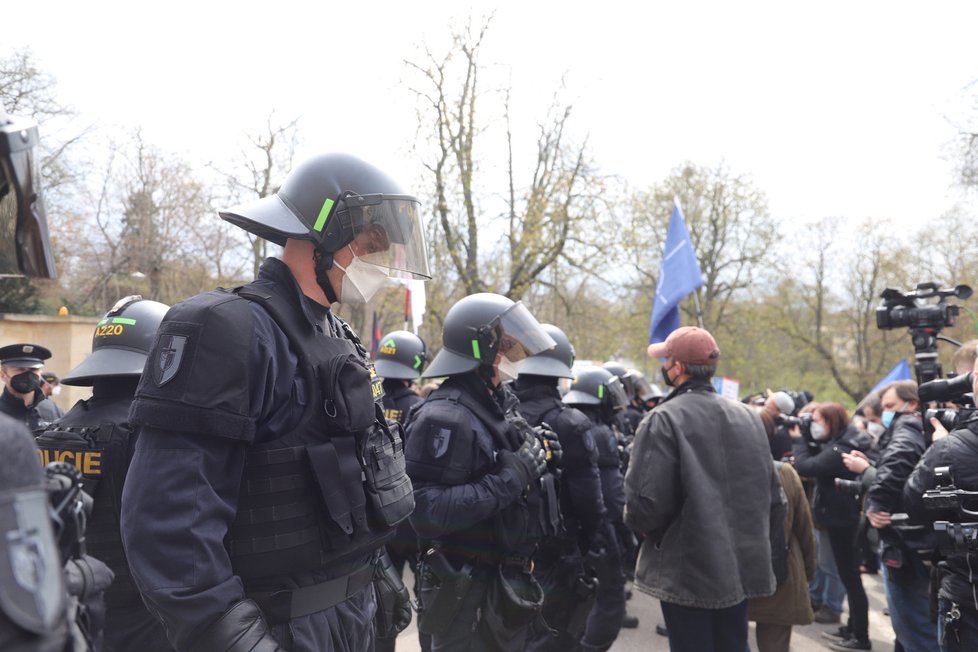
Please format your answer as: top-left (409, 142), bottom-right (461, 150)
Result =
top-left (624, 327), bottom-right (780, 652)
top-left (789, 402), bottom-right (873, 650)
top-left (403, 293), bottom-right (560, 652)
top-left (866, 380), bottom-right (940, 652)
top-left (120, 153), bottom-right (431, 652)
top-left (0, 344), bottom-right (64, 429)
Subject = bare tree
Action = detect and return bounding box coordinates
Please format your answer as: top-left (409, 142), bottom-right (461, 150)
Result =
top-left (407, 17), bottom-right (604, 308)
top-left (211, 113), bottom-right (300, 278)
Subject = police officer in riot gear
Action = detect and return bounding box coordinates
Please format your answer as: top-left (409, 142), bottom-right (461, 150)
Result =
top-left (0, 343), bottom-right (64, 429)
top-left (514, 324), bottom-right (607, 652)
top-left (0, 414), bottom-right (70, 652)
top-left (121, 153), bottom-right (430, 651)
top-left (373, 329), bottom-right (428, 652)
top-left (35, 295), bottom-right (171, 651)
top-left (404, 292), bottom-right (559, 651)
top-left (375, 330), bottom-right (428, 427)
top-left (564, 365), bottom-right (631, 652)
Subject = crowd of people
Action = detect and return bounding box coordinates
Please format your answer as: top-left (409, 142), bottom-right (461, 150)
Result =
top-left (2, 137), bottom-right (977, 652)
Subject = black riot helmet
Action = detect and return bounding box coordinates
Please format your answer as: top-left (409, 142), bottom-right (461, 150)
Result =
top-left (424, 293), bottom-right (556, 382)
top-left (0, 111), bottom-right (56, 278)
top-left (517, 323), bottom-right (575, 379)
top-left (374, 330), bottom-right (428, 380)
top-left (563, 365), bottom-right (629, 411)
top-left (603, 360), bottom-right (637, 398)
top-left (61, 295), bottom-right (169, 386)
top-left (219, 153), bottom-right (430, 302)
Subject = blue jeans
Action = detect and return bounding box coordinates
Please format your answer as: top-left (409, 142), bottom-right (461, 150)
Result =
top-left (882, 557), bottom-right (939, 652)
top-left (809, 528), bottom-right (846, 613)
top-left (659, 599), bottom-right (748, 652)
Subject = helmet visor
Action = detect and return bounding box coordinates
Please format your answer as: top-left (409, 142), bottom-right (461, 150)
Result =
top-left (492, 302), bottom-right (557, 363)
top-left (0, 120), bottom-right (56, 279)
top-left (604, 376), bottom-right (630, 411)
top-left (344, 194), bottom-right (430, 279)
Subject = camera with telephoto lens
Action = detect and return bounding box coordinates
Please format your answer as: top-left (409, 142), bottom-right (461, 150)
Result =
top-left (923, 466), bottom-right (978, 555)
top-left (834, 477), bottom-right (865, 498)
top-left (875, 282), bottom-right (973, 384)
top-left (924, 407), bottom-right (978, 433)
top-left (919, 371), bottom-right (975, 405)
top-left (776, 413), bottom-right (812, 438)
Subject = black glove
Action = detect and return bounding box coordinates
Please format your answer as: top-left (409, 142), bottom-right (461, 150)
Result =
top-left (536, 422), bottom-right (563, 472)
top-left (499, 433), bottom-right (547, 486)
top-left (188, 599), bottom-right (285, 652)
top-left (374, 550), bottom-right (413, 638)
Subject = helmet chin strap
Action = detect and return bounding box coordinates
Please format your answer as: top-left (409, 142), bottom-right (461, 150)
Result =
top-left (313, 248), bottom-right (339, 305)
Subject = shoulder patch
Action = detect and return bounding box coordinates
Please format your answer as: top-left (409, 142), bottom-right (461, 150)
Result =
top-left (429, 426), bottom-right (452, 458)
top-left (155, 334), bottom-right (188, 386)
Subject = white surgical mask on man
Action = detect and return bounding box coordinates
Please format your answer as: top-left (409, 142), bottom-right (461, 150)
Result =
top-left (333, 245), bottom-right (390, 305)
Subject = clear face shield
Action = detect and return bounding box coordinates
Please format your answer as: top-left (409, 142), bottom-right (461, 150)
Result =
top-left (0, 117), bottom-right (56, 278)
top-left (488, 302), bottom-right (557, 365)
top-left (603, 376), bottom-right (630, 412)
top-left (339, 193), bottom-right (430, 279)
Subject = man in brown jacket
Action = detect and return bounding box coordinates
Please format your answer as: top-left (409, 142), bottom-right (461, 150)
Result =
top-left (624, 327), bottom-right (779, 652)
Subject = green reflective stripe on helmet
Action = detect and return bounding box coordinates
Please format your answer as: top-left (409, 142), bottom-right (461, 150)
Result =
top-left (598, 385), bottom-right (605, 399)
top-left (414, 355), bottom-right (423, 369)
top-left (111, 318), bottom-right (137, 325)
top-left (384, 339), bottom-right (396, 348)
top-left (472, 339), bottom-right (481, 359)
top-left (97, 319), bottom-right (108, 326)
top-left (313, 198), bottom-right (335, 232)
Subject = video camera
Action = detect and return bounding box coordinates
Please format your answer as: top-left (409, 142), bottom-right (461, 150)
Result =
top-left (923, 466), bottom-right (978, 556)
top-left (776, 413), bottom-right (813, 438)
top-left (834, 477), bottom-right (865, 498)
top-left (876, 282), bottom-right (973, 384)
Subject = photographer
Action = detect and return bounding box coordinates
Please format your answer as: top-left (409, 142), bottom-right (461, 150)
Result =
top-left (866, 380), bottom-right (940, 652)
top-left (790, 403), bottom-right (873, 650)
top-left (902, 362), bottom-right (978, 651)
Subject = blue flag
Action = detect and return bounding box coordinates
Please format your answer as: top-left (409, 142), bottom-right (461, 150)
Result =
top-left (648, 201), bottom-right (705, 344)
top-left (868, 359), bottom-right (912, 396)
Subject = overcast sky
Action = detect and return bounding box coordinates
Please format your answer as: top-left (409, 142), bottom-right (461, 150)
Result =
top-left (8, 1), bottom-right (978, 231)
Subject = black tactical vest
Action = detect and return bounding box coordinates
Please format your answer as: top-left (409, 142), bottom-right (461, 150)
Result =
top-left (34, 393), bottom-right (138, 608)
top-left (224, 284), bottom-right (414, 583)
top-left (407, 385), bottom-right (560, 559)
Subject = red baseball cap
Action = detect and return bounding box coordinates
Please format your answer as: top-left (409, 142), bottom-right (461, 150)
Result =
top-left (647, 327), bottom-right (721, 365)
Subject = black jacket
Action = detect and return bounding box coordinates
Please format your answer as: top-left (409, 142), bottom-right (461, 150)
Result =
top-left (792, 424), bottom-right (869, 528)
top-left (514, 377), bottom-right (606, 547)
top-left (904, 422), bottom-right (978, 607)
top-left (868, 413), bottom-right (927, 515)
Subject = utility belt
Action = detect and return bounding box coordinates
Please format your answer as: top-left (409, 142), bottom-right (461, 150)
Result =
top-left (247, 560), bottom-right (376, 625)
top-left (416, 544), bottom-right (543, 642)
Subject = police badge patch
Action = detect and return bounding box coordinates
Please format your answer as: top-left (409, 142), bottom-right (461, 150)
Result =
top-left (430, 426), bottom-right (452, 459)
top-left (156, 334), bottom-right (187, 386)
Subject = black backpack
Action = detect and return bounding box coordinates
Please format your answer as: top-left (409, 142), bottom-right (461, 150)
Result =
top-left (770, 461), bottom-right (790, 588)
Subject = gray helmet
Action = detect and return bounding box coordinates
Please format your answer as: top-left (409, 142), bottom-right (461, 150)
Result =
top-left (374, 330), bottom-right (428, 380)
top-left (61, 296), bottom-right (169, 386)
top-left (424, 293), bottom-right (555, 379)
top-left (563, 365), bottom-right (629, 411)
top-left (219, 153), bottom-right (429, 280)
top-left (518, 323), bottom-right (575, 379)
top-left (0, 112), bottom-right (56, 278)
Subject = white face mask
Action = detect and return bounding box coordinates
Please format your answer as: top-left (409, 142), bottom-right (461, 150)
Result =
top-left (333, 246), bottom-right (390, 305)
top-left (810, 422), bottom-right (828, 441)
top-left (51, 385), bottom-right (62, 397)
top-left (496, 357), bottom-right (523, 384)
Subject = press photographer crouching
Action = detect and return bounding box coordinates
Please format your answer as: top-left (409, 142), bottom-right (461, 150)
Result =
top-left (903, 361), bottom-right (978, 651)
top-left (789, 403), bottom-right (874, 650)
